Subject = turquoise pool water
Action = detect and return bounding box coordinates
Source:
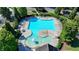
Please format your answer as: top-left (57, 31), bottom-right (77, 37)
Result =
top-left (25, 17), bottom-right (56, 47)
top-left (28, 17), bottom-right (56, 37)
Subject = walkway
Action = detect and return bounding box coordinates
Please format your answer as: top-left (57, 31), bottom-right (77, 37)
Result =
top-left (60, 42), bottom-right (68, 51)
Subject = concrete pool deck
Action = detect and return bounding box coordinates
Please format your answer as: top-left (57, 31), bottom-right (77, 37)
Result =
top-left (18, 17), bottom-right (62, 51)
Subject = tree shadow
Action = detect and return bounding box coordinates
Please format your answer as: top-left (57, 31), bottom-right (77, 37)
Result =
top-left (28, 17), bottom-right (38, 22)
top-left (70, 39), bottom-right (79, 47)
top-left (48, 44), bottom-right (59, 51)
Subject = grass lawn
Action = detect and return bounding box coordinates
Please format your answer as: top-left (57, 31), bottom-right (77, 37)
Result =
top-left (61, 39), bottom-right (79, 51)
top-left (63, 45), bottom-right (79, 51)
top-left (0, 28), bottom-right (2, 30)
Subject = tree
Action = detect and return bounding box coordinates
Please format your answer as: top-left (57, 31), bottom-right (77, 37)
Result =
top-left (3, 22), bottom-right (21, 39)
top-left (35, 7), bottom-right (47, 12)
top-left (74, 16), bottom-right (79, 25)
top-left (3, 22), bottom-right (16, 36)
top-left (74, 16), bottom-right (79, 32)
top-left (0, 28), bottom-right (17, 51)
top-left (54, 7), bottom-right (62, 15)
top-left (60, 19), bottom-right (78, 43)
top-left (16, 7), bottom-right (27, 17)
top-left (0, 7), bottom-right (12, 21)
top-left (68, 7), bottom-right (78, 19)
top-left (13, 8), bottom-right (21, 21)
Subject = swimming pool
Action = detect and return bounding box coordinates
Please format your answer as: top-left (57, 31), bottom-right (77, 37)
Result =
top-left (28, 17), bottom-right (56, 37)
top-left (25, 17), bottom-right (57, 48)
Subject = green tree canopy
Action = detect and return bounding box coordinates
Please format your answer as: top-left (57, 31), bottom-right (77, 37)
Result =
top-left (13, 8), bottom-right (21, 21)
top-left (0, 28), bottom-right (17, 51)
top-left (3, 22), bottom-right (16, 36)
top-left (0, 7), bottom-right (12, 21)
top-left (3, 22), bottom-right (21, 38)
top-left (60, 19), bottom-right (78, 42)
top-left (74, 16), bottom-right (79, 24)
top-left (68, 7), bottom-right (78, 19)
top-left (16, 7), bottom-right (27, 17)
top-left (54, 7), bottom-right (62, 15)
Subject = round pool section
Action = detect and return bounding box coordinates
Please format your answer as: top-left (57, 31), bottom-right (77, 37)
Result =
top-left (24, 17), bottom-right (57, 48)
